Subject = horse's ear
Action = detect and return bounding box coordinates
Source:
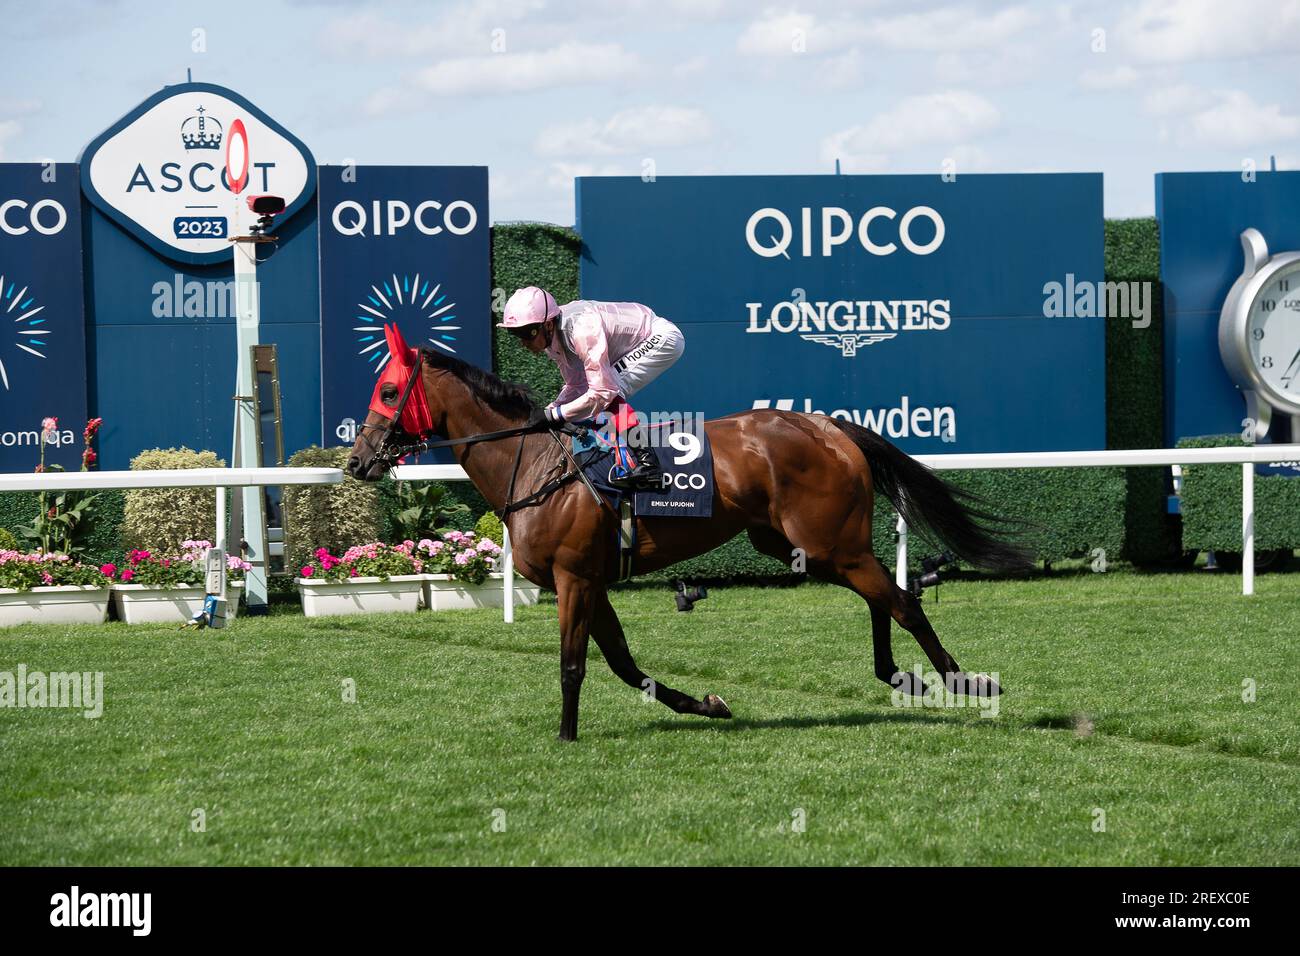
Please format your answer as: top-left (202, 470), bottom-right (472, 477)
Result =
top-left (385, 324), bottom-right (411, 364)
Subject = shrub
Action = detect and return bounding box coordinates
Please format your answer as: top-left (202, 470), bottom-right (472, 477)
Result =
top-left (282, 446), bottom-right (383, 574)
top-left (1178, 435), bottom-right (1300, 552)
top-left (121, 448), bottom-right (224, 555)
top-left (0, 528), bottom-right (16, 551)
top-left (474, 511), bottom-right (504, 547)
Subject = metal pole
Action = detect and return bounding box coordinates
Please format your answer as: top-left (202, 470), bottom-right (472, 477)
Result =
top-left (233, 237), bottom-right (268, 613)
top-left (1242, 461), bottom-right (1254, 597)
top-left (503, 526), bottom-right (515, 624)
top-left (215, 486), bottom-right (227, 601)
top-left (895, 515), bottom-right (908, 589)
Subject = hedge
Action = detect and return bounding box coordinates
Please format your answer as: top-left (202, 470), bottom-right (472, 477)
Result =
top-left (121, 447), bottom-right (225, 555)
top-left (1178, 435), bottom-right (1300, 553)
top-left (282, 446), bottom-right (384, 573)
top-left (0, 490), bottom-right (125, 568)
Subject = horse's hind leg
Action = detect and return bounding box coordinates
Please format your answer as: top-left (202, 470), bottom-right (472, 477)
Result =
top-left (590, 590), bottom-right (731, 720)
top-left (841, 554), bottom-right (1002, 697)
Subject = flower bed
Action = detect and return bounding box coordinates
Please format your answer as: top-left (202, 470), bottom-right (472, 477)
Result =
top-left (103, 542), bottom-right (248, 624)
top-left (296, 542), bottom-right (424, 617)
top-left (0, 551), bottom-right (114, 627)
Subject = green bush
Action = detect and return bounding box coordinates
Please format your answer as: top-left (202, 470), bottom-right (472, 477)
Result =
top-left (282, 446), bottom-right (383, 573)
top-left (474, 510), bottom-right (504, 546)
top-left (1104, 217), bottom-right (1174, 564)
top-left (121, 448), bottom-right (224, 554)
top-left (1178, 435), bottom-right (1300, 552)
top-left (0, 527), bottom-right (17, 551)
top-left (491, 223), bottom-right (580, 396)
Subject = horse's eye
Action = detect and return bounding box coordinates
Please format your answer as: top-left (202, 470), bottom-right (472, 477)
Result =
top-left (381, 384), bottom-right (399, 406)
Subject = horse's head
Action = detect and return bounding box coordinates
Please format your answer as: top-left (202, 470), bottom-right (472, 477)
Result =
top-left (347, 324), bottom-right (444, 481)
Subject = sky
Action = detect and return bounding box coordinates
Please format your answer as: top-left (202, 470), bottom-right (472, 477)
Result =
top-left (2, 0), bottom-right (1298, 224)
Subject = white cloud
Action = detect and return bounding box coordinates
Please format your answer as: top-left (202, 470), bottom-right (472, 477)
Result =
top-left (820, 90), bottom-right (1001, 170)
top-left (1078, 66), bottom-right (1140, 91)
top-left (418, 43), bottom-right (638, 99)
top-left (1188, 91), bottom-right (1300, 148)
top-left (737, 11), bottom-right (816, 55)
top-left (319, 1), bottom-right (544, 59)
top-left (536, 106), bottom-right (714, 157)
top-left (738, 4), bottom-right (1038, 56)
top-left (1117, 0), bottom-right (1300, 63)
top-left (1142, 84), bottom-right (1211, 116)
top-left (364, 42), bottom-right (642, 114)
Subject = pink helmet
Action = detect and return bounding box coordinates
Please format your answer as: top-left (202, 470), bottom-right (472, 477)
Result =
top-left (498, 286), bottom-right (560, 328)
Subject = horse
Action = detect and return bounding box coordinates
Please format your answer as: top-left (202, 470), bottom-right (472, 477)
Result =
top-left (348, 325), bottom-right (1033, 741)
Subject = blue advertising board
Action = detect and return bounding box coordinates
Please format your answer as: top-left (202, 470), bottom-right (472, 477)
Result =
top-left (576, 174), bottom-right (1105, 453)
top-left (0, 164), bottom-right (88, 472)
top-left (1156, 171), bottom-right (1300, 444)
top-left (318, 166), bottom-right (491, 458)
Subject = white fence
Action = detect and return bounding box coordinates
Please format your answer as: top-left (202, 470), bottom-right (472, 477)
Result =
top-left (900, 444), bottom-right (1300, 596)
top-left (5, 444), bottom-right (1292, 615)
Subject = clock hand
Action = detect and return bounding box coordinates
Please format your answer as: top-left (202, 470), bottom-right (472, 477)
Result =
top-left (1282, 347), bottom-right (1300, 390)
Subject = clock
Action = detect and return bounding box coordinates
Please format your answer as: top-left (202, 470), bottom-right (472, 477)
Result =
top-left (1218, 228), bottom-right (1300, 440)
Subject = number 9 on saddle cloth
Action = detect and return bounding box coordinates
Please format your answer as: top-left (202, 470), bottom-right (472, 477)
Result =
top-left (572, 414), bottom-right (714, 519)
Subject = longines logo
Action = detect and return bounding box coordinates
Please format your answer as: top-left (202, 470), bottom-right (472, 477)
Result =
top-left (745, 297), bottom-right (951, 357)
top-left (80, 82), bottom-right (316, 266)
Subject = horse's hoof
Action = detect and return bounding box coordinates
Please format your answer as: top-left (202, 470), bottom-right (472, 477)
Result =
top-left (702, 693), bottom-right (732, 719)
top-left (946, 672), bottom-right (1003, 697)
top-left (890, 671), bottom-right (928, 697)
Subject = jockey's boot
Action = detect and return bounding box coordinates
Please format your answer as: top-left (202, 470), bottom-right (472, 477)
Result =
top-left (618, 444), bottom-right (662, 490)
top-left (607, 398), bottom-right (661, 490)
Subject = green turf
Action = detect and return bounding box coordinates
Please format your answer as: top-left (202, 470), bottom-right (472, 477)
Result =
top-left (1, 571), bottom-right (1297, 865)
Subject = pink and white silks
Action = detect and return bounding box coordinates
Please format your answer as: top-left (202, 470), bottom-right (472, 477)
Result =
top-left (546, 300), bottom-right (684, 430)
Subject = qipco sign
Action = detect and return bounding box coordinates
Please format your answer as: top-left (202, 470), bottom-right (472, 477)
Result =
top-left (745, 205), bottom-right (945, 258)
top-left (329, 198), bottom-right (480, 238)
top-left (0, 199), bottom-right (69, 236)
top-left (80, 82), bottom-right (316, 265)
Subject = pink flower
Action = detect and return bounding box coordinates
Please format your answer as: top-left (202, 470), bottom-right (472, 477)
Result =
top-left (349, 567), bottom-right (358, 577)
top-left (41, 572), bottom-right (53, 585)
top-left (100, 563), bottom-right (116, 578)
top-left (301, 566), bottom-right (314, 577)
top-left (315, 547), bottom-right (330, 560)
top-left (41, 416), bottom-right (57, 435)
top-left (120, 569), bottom-right (135, 582)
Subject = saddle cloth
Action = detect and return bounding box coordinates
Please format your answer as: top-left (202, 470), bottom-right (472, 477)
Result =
top-left (572, 419), bottom-right (714, 518)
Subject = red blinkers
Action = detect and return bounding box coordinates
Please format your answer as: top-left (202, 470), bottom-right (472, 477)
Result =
top-left (368, 324), bottom-right (433, 437)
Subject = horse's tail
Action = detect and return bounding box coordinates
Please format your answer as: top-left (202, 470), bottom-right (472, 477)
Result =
top-left (825, 418), bottom-right (1036, 574)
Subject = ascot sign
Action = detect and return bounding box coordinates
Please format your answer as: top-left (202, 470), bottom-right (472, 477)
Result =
top-left (80, 82), bottom-right (316, 265)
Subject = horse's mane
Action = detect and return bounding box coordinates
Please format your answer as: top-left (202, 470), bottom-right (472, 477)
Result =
top-left (419, 347), bottom-right (539, 419)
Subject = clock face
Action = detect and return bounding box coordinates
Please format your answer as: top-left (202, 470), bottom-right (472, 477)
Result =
top-left (1247, 260), bottom-right (1300, 402)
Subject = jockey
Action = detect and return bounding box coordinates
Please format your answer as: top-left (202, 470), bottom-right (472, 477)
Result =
top-left (499, 286), bottom-right (685, 489)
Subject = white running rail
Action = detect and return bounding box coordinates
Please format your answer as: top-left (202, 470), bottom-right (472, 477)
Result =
top-left (896, 444), bottom-right (1300, 597)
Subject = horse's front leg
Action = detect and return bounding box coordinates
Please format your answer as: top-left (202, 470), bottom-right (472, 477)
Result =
top-left (554, 571), bottom-right (595, 742)
top-left (590, 590), bottom-right (731, 720)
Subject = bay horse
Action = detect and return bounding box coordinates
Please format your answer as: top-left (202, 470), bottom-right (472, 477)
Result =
top-left (348, 326), bottom-right (1032, 741)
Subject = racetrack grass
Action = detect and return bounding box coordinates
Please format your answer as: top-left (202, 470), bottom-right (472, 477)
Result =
top-left (1, 571), bottom-right (1297, 866)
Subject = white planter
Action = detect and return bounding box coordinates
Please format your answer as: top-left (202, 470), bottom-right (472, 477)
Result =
top-left (111, 582), bottom-right (243, 624)
top-left (296, 575), bottom-right (424, 618)
top-left (0, 585), bottom-right (112, 628)
top-left (423, 572), bottom-right (541, 611)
